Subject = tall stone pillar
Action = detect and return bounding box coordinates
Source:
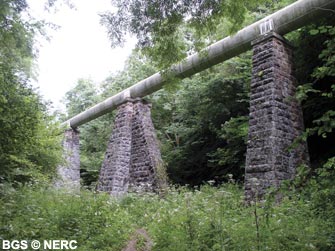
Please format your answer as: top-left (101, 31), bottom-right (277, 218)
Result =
top-left (55, 128), bottom-right (80, 191)
top-left (97, 100), bottom-right (134, 196)
top-left (129, 99), bottom-right (164, 192)
top-left (245, 32), bottom-right (309, 201)
top-left (97, 98), bottom-right (166, 196)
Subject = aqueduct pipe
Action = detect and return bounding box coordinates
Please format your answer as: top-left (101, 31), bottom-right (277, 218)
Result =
top-left (64, 0), bottom-right (335, 128)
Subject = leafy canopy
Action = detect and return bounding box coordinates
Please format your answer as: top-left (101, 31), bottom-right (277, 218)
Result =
top-left (100, 0), bottom-right (269, 68)
top-left (0, 0), bottom-right (62, 186)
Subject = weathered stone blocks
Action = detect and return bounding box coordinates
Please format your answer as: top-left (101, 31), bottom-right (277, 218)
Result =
top-left (245, 32), bottom-right (309, 201)
top-left (97, 98), bottom-right (166, 196)
top-left (97, 101), bottom-right (133, 196)
top-left (55, 129), bottom-right (80, 191)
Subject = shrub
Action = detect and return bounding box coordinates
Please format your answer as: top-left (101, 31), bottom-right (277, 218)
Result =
top-left (0, 183), bottom-right (333, 250)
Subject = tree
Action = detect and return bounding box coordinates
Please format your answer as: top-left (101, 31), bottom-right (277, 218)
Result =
top-left (100, 0), bottom-right (270, 68)
top-left (293, 18), bottom-right (335, 166)
top-left (150, 54), bottom-right (251, 185)
top-left (63, 78), bottom-right (100, 118)
top-left (0, 0), bottom-right (62, 187)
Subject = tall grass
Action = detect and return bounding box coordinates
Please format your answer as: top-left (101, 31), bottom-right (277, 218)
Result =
top-left (0, 183), bottom-right (333, 250)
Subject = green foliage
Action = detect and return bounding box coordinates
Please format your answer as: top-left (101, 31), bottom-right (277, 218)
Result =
top-left (294, 22), bottom-right (335, 164)
top-left (308, 25), bottom-right (335, 140)
top-left (100, 0), bottom-right (270, 68)
top-left (79, 117), bottom-right (113, 188)
top-left (2, 2), bottom-right (335, 249)
top-left (0, 86), bottom-right (62, 185)
top-left (1, 184), bottom-right (334, 250)
top-left (284, 24), bottom-right (335, 240)
top-left (63, 79), bottom-right (100, 118)
top-left (310, 157), bottom-right (335, 223)
top-left (210, 116), bottom-right (248, 171)
top-left (0, 0), bottom-right (36, 170)
top-left (0, 0), bottom-right (32, 75)
top-left (152, 55), bottom-right (250, 185)
top-left (0, 0), bottom-right (62, 186)
top-left (0, 187), bottom-right (132, 250)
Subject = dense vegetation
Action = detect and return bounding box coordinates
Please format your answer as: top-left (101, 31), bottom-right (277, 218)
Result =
top-left (72, 23), bottom-right (335, 187)
top-left (0, 0), bottom-right (334, 250)
top-left (100, 0), bottom-right (270, 68)
top-left (0, 0), bottom-right (62, 188)
top-left (1, 183), bottom-right (334, 251)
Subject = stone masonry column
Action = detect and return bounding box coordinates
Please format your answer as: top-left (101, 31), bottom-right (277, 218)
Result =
top-left (97, 98), bottom-right (166, 196)
top-left (245, 32), bottom-right (309, 201)
top-left (55, 128), bottom-right (80, 191)
top-left (97, 100), bottom-right (134, 196)
top-left (129, 98), bottom-right (165, 193)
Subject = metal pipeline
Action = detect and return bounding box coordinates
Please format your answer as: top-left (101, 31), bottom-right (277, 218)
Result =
top-left (64, 0), bottom-right (335, 128)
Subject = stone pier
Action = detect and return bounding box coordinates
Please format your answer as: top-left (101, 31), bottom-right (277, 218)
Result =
top-left (245, 32), bottom-right (309, 201)
top-left (97, 98), bottom-right (166, 196)
top-left (55, 129), bottom-right (80, 191)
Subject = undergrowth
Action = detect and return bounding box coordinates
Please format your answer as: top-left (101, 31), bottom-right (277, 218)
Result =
top-left (0, 183), bottom-right (333, 251)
